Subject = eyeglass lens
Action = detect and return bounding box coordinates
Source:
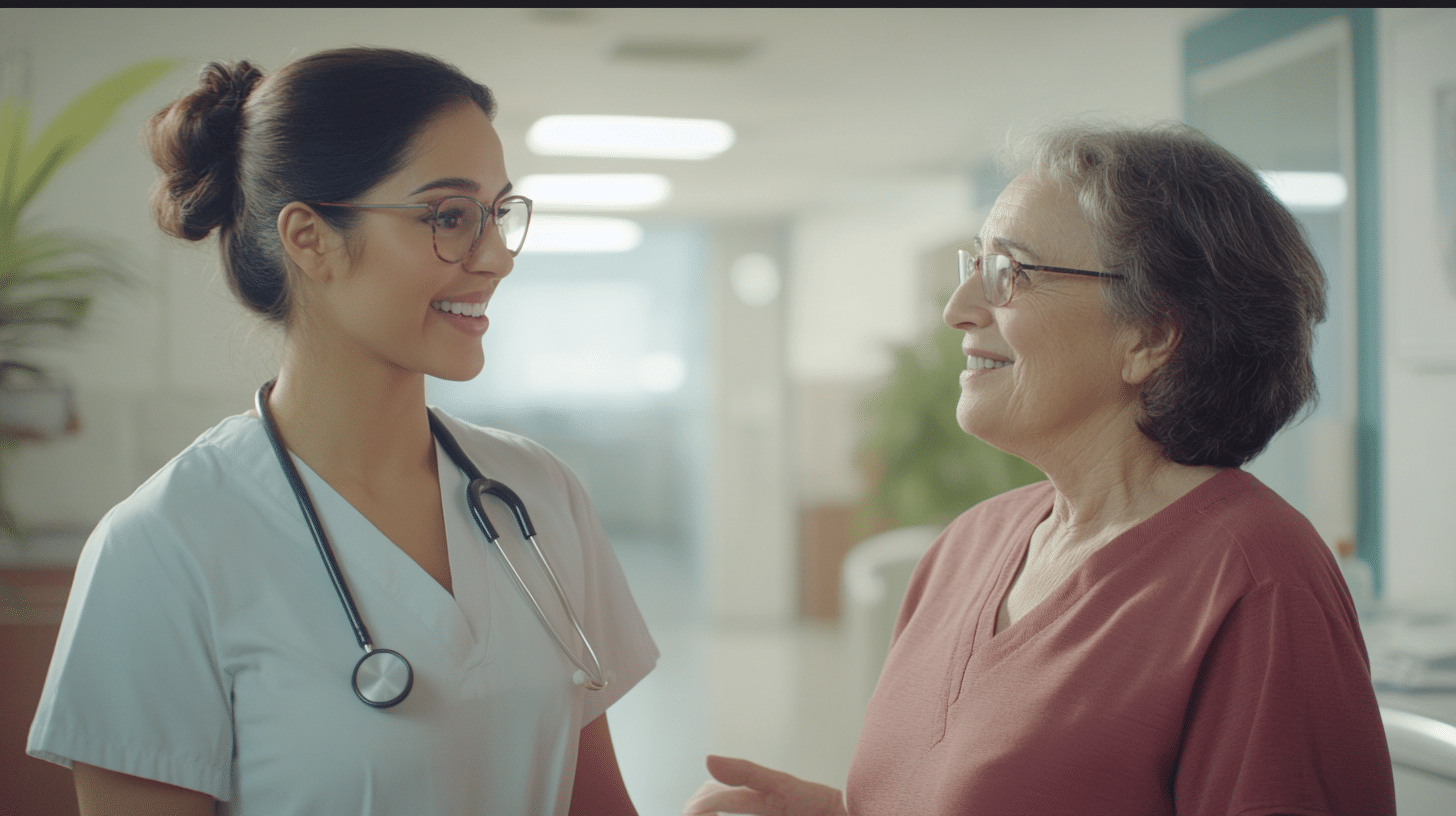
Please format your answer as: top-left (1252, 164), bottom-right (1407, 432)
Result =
top-left (432, 196), bottom-right (531, 261)
top-left (957, 249), bottom-right (1015, 306)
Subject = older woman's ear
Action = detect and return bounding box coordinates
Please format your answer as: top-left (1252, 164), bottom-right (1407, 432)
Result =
top-left (1122, 322), bottom-right (1179, 386)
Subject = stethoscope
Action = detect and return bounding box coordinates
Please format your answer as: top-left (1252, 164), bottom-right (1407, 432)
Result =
top-left (255, 380), bottom-right (611, 709)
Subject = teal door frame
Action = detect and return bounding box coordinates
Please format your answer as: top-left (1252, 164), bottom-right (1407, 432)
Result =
top-left (1185, 8), bottom-right (1382, 592)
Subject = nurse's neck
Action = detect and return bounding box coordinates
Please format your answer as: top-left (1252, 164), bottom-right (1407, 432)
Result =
top-left (266, 345), bottom-right (454, 596)
top-left (264, 351), bottom-right (438, 493)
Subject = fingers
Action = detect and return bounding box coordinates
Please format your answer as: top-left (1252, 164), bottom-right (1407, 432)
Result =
top-left (706, 754), bottom-right (795, 791)
top-left (682, 780), bottom-right (770, 815)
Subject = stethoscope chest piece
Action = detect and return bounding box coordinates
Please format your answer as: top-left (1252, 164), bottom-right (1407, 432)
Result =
top-left (353, 648), bottom-right (413, 708)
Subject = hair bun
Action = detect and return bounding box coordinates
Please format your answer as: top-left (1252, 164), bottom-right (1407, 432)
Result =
top-left (146, 60), bottom-right (265, 241)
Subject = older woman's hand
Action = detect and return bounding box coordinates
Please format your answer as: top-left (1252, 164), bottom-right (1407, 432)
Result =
top-left (682, 756), bottom-right (847, 816)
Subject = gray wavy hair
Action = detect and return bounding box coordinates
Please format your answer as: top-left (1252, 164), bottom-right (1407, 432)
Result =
top-left (1013, 122), bottom-right (1326, 467)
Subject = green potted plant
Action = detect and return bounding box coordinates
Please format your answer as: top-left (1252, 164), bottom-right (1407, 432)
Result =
top-left (0, 58), bottom-right (175, 541)
top-left (856, 323), bottom-right (1044, 536)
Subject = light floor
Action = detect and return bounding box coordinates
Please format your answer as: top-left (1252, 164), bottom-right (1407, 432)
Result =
top-left (608, 539), bottom-right (869, 816)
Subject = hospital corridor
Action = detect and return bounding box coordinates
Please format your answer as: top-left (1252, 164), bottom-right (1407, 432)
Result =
top-left (3, 8), bottom-right (1456, 816)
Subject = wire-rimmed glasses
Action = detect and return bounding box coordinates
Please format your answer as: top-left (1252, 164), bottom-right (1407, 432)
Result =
top-left (309, 195), bottom-right (533, 261)
top-left (958, 243), bottom-right (1124, 306)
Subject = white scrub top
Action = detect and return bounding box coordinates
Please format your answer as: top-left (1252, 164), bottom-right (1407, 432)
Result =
top-left (28, 410), bottom-right (658, 815)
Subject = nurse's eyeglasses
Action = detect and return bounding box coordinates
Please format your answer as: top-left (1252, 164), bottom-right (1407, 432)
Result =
top-left (958, 243), bottom-right (1124, 307)
top-left (309, 195), bottom-right (533, 261)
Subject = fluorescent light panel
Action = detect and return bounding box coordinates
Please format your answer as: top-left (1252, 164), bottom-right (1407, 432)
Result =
top-left (520, 174), bottom-right (671, 210)
top-left (521, 216), bottom-right (643, 253)
top-left (1258, 171), bottom-right (1348, 212)
top-left (527, 115), bottom-right (735, 160)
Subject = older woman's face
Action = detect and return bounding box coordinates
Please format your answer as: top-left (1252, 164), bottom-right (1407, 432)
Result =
top-left (944, 171), bottom-right (1141, 461)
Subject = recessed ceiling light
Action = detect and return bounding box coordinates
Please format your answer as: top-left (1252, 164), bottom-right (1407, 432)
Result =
top-left (520, 174), bottom-right (671, 210)
top-left (1258, 171), bottom-right (1348, 212)
top-left (521, 216), bottom-right (643, 253)
top-left (526, 115), bottom-right (735, 160)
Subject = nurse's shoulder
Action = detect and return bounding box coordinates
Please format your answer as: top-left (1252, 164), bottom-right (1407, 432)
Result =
top-left (84, 412), bottom-right (298, 568)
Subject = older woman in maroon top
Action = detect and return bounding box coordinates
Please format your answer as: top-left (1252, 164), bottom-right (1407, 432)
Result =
top-left (685, 123), bottom-right (1394, 816)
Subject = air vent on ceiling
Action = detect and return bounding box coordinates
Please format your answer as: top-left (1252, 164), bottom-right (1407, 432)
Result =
top-left (531, 8), bottom-right (590, 24)
top-left (610, 39), bottom-right (757, 65)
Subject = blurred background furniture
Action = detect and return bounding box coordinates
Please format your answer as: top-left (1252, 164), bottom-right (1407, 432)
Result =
top-left (841, 525), bottom-right (940, 711)
top-left (1379, 696), bottom-right (1456, 815)
top-left (0, 565), bottom-right (79, 816)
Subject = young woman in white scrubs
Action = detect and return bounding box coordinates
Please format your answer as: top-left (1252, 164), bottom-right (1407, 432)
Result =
top-left (27, 48), bottom-right (657, 815)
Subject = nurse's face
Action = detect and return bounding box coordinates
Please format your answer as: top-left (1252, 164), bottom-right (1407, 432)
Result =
top-left (943, 171), bottom-right (1140, 462)
top-left (305, 101), bottom-right (515, 382)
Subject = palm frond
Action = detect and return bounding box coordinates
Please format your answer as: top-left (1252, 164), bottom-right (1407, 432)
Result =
top-left (8, 60), bottom-right (175, 214)
top-left (3, 228), bottom-right (129, 276)
top-left (0, 100), bottom-right (27, 215)
top-left (0, 295), bottom-right (91, 330)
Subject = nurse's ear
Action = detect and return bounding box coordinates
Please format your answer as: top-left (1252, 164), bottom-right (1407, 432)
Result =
top-left (277, 203), bottom-right (349, 283)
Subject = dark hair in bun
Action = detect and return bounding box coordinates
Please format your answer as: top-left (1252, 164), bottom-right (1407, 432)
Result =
top-left (145, 47), bottom-right (496, 323)
top-left (147, 61), bottom-right (262, 242)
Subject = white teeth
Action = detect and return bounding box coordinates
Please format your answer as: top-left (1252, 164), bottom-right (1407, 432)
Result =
top-left (967, 356), bottom-right (1011, 370)
top-left (432, 300), bottom-right (486, 317)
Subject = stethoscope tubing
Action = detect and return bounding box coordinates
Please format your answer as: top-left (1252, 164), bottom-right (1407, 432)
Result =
top-left (257, 382), bottom-right (414, 708)
top-left (256, 381), bottom-right (374, 653)
top-left (427, 412), bottom-right (610, 691)
top-left (256, 380), bottom-right (609, 709)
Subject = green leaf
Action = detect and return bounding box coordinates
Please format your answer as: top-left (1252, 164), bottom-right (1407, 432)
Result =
top-left (856, 323), bottom-right (1044, 534)
top-left (11, 266), bottom-right (117, 288)
top-left (7, 59), bottom-right (175, 212)
top-left (0, 100), bottom-right (29, 225)
top-left (0, 294), bottom-right (90, 329)
top-left (10, 142), bottom-right (73, 216)
top-left (0, 228), bottom-right (127, 290)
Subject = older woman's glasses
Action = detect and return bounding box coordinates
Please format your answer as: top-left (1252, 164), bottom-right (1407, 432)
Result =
top-left (309, 195), bottom-right (533, 261)
top-left (958, 248), bottom-right (1124, 306)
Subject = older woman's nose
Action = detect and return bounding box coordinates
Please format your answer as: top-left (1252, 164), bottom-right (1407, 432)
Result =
top-left (944, 275), bottom-right (992, 330)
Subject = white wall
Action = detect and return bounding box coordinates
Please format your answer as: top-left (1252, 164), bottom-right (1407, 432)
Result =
top-left (787, 175), bottom-right (979, 508)
top-left (1378, 8), bottom-right (1456, 605)
top-left (708, 223), bottom-right (795, 621)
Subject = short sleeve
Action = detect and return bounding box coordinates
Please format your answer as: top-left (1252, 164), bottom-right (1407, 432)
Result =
top-left (27, 509), bottom-right (233, 800)
top-left (1174, 582), bottom-right (1395, 816)
top-left (552, 456), bottom-right (659, 726)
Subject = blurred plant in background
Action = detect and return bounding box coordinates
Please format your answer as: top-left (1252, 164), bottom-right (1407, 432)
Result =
top-left (855, 323), bottom-right (1043, 536)
top-left (0, 58), bottom-right (174, 540)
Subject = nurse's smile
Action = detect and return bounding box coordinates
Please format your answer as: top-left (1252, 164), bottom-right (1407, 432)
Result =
top-left (430, 296), bottom-right (491, 337)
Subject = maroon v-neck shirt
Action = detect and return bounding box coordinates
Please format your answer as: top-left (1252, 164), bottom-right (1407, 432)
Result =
top-left (848, 469), bottom-right (1393, 815)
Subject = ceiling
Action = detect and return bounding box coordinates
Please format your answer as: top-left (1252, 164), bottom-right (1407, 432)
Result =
top-left (9, 8), bottom-right (1223, 223)
top-left (324, 8), bottom-right (1222, 222)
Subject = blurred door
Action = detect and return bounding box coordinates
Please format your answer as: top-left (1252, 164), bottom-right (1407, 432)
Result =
top-left (1186, 10), bottom-right (1368, 570)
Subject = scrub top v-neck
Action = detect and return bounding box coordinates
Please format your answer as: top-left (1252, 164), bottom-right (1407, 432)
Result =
top-left (28, 411), bottom-right (658, 816)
